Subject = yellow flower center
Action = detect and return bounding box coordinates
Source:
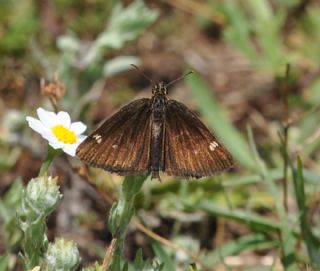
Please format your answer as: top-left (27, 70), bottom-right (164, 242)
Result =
top-left (51, 125), bottom-right (76, 144)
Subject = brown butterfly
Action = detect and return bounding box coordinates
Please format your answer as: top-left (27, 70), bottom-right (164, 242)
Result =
top-left (76, 67), bottom-right (233, 180)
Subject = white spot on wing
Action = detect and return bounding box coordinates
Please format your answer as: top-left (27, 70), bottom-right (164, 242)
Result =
top-left (93, 134), bottom-right (102, 144)
top-left (209, 141), bottom-right (219, 151)
top-left (112, 144), bottom-right (118, 149)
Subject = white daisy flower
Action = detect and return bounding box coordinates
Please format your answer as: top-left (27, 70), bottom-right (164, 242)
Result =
top-left (26, 108), bottom-right (87, 156)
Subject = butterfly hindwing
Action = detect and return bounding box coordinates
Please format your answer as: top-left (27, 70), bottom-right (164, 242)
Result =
top-left (76, 98), bottom-right (152, 175)
top-left (164, 100), bottom-right (233, 178)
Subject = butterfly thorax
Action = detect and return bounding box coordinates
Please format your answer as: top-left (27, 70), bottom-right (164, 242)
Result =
top-left (152, 82), bottom-right (168, 96)
top-left (151, 82), bottom-right (168, 121)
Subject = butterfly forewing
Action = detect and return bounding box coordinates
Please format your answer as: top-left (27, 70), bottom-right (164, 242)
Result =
top-left (164, 100), bottom-right (233, 178)
top-left (76, 98), bottom-right (152, 175)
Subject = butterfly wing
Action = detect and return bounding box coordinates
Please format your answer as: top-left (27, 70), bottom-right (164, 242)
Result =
top-left (164, 100), bottom-right (233, 178)
top-left (76, 98), bottom-right (152, 175)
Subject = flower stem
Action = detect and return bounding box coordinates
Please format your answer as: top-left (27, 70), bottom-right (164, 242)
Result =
top-left (39, 147), bottom-right (62, 176)
top-left (102, 238), bottom-right (117, 269)
top-left (105, 174), bottom-right (147, 270)
top-left (18, 176), bottom-right (62, 269)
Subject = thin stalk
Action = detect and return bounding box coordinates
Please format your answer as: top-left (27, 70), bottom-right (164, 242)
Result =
top-left (132, 217), bottom-right (212, 271)
top-left (282, 63), bottom-right (290, 212)
top-left (39, 147), bottom-right (61, 176)
top-left (102, 238), bottom-right (118, 270)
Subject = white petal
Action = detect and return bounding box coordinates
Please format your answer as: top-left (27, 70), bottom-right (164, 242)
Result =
top-left (49, 141), bottom-right (64, 149)
top-left (62, 144), bottom-right (77, 156)
top-left (57, 111), bottom-right (71, 128)
top-left (37, 108), bottom-right (58, 128)
top-left (26, 117), bottom-right (46, 135)
top-left (26, 116), bottom-right (59, 145)
top-left (42, 130), bottom-right (58, 143)
top-left (70, 122), bottom-right (87, 135)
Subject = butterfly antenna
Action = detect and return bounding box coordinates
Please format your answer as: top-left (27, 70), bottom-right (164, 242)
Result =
top-left (166, 70), bottom-right (194, 87)
top-left (131, 64), bottom-right (155, 85)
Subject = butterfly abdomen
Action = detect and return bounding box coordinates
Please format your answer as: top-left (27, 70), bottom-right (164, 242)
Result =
top-left (150, 96), bottom-right (167, 180)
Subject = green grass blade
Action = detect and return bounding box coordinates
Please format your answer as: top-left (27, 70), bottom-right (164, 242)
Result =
top-left (186, 74), bottom-right (255, 170)
top-left (222, 167), bottom-right (320, 187)
top-left (203, 234), bottom-right (276, 267)
top-left (186, 200), bottom-right (281, 233)
top-left (247, 125), bottom-right (299, 271)
top-left (222, 168), bottom-right (283, 187)
top-left (294, 157), bottom-right (320, 267)
top-left (222, 0), bottom-right (257, 61)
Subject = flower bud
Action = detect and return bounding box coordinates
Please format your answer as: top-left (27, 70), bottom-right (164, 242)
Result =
top-left (45, 238), bottom-right (80, 271)
top-left (24, 175), bottom-right (62, 217)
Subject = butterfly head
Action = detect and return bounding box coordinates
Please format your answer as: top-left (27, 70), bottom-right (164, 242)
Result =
top-left (152, 82), bottom-right (168, 96)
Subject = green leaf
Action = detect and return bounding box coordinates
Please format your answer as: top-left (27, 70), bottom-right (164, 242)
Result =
top-left (0, 179), bottom-right (23, 249)
top-left (0, 255), bottom-right (9, 271)
top-left (82, 0), bottom-right (159, 67)
top-left (108, 174), bottom-right (147, 237)
top-left (103, 56), bottom-right (140, 78)
top-left (108, 175), bottom-right (148, 271)
top-left (133, 249), bottom-right (144, 270)
top-left (0, 179), bottom-right (23, 221)
top-left (151, 240), bottom-right (175, 271)
top-left (186, 73), bottom-right (255, 170)
top-left (122, 174), bottom-right (147, 198)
